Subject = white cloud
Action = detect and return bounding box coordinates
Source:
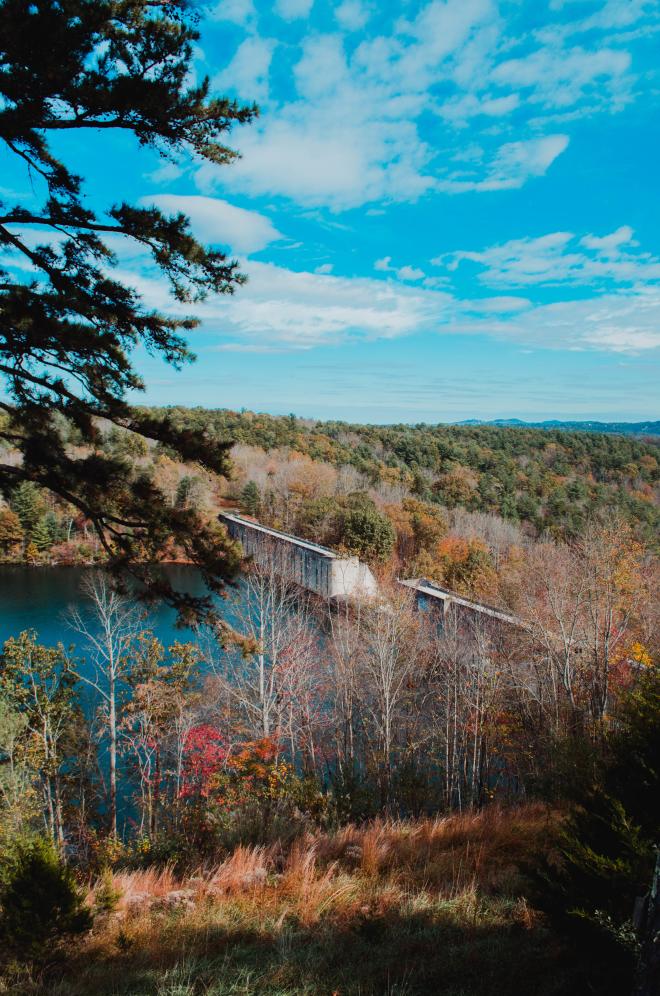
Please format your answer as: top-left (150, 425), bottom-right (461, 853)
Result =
top-left (436, 92), bottom-right (519, 124)
top-left (396, 0), bottom-right (496, 68)
top-left (275, 0), bottom-right (313, 20)
top-left (144, 161), bottom-right (184, 185)
top-left (315, 263), bottom-right (334, 274)
top-left (580, 225), bottom-right (635, 253)
top-left (197, 0), bottom-right (652, 210)
top-left (223, 261), bottom-right (448, 345)
top-left (212, 36), bottom-right (276, 103)
top-left (465, 296), bottom-right (532, 312)
top-left (448, 291), bottom-right (660, 352)
top-left (396, 265), bottom-right (425, 282)
top-left (335, 1), bottom-right (370, 31)
top-left (436, 135), bottom-right (569, 193)
top-left (140, 195), bottom-right (283, 254)
top-left (196, 0), bottom-right (656, 210)
top-left (125, 260), bottom-right (453, 349)
top-left (195, 0), bottom-right (498, 208)
top-left (294, 35), bottom-right (348, 100)
top-left (198, 111), bottom-right (434, 210)
top-left (440, 227), bottom-right (660, 286)
top-left (555, 0), bottom-right (656, 33)
top-left (209, 0), bottom-right (256, 26)
top-left (491, 45), bottom-right (631, 110)
top-left (113, 236), bottom-right (660, 356)
top-left (375, 257), bottom-right (425, 281)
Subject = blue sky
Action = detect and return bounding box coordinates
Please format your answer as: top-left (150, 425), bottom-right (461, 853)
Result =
top-left (5, 0), bottom-right (660, 422)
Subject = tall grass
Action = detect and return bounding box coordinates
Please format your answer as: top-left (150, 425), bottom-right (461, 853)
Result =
top-left (10, 805), bottom-right (569, 996)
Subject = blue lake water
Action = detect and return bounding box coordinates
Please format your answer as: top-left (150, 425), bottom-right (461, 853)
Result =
top-left (0, 564), bottom-right (222, 652)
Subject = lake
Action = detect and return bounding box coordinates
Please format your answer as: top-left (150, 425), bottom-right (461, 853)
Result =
top-left (0, 564), bottom-right (223, 652)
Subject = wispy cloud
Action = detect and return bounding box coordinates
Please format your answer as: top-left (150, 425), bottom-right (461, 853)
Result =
top-left (115, 239), bottom-right (660, 357)
top-left (448, 290), bottom-right (660, 353)
top-left (209, 0), bottom-right (256, 27)
top-left (119, 259), bottom-right (454, 350)
top-left (491, 45), bottom-right (632, 112)
top-left (274, 0), bottom-right (313, 21)
top-left (139, 195), bottom-right (283, 255)
top-left (204, 0), bottom-right (650, 210)
top-left (375, 257), bottom-right (425, 281)
top-left (438, 226), bottom-right (660, 286)
top-left (335, 0), bottom-right (370, 32)
top-left (211, 36), bottom-right (276, 103)
top-left (436, 135), bottom-right (569, 193)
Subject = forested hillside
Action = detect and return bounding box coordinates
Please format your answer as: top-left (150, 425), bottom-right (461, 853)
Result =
top-left (1, 409), bottom-right (658, 615)
top-left (148, 407), bottom-right (660, 543)
top-left (456, 418), bottom-right (660, 436)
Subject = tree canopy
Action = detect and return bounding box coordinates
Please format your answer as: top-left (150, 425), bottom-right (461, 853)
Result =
top-left (0, 0), bottom-right (257, 629)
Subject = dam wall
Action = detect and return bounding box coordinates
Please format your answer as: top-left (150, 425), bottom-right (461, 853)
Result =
top-left (220, 512), bottom-right (525, 627)
top-left (219, 511), bottom-right (378, 600)
top-left (397, 577), bottom-right (529, 630)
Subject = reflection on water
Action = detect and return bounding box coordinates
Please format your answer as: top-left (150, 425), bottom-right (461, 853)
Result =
top-left (0, 564), bottom-right (219, 651)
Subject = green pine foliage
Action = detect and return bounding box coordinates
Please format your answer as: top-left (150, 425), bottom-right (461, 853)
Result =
top-left (9, 482), bottom-right (44, 534)
top-left (533, 667), bottom-right (660, 994)
top-left (342, 502), bottom-right (396, 562)
top-left (1, 0), bottom-right (254, 626)
top-left (240, 480), bottom-right (262, 517)
top-left (0, 836), bottom-right (92, 965)
top-left (30, 515), bottom-right (53, 552)
top-left (93, 867), bottom-right (122, 916)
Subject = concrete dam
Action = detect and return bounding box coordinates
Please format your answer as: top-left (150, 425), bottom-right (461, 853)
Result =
top-left (219, 511), bottom-right (379, 600)
top-left (220, 511), bottom-right (527, 629)
top-left (397, 577), bottom-right (529, 630)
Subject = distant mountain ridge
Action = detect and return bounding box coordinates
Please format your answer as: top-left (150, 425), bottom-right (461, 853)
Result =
top-left (455, 418), bottom-right (660, 437)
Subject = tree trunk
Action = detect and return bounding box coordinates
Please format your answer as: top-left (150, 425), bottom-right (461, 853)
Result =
top-left (109, 669), bottom-right (117, 837)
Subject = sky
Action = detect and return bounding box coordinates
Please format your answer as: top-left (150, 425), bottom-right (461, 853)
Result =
top-left (5, 0), bottom-right (660, 423)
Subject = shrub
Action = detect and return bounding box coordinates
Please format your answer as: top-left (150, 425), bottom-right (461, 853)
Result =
top-left (0, 837), bottom-right (93, 965)
top-left (94, 867), bottom-right (122, 915)
top-left (532, 667), bottom-right (660, 994)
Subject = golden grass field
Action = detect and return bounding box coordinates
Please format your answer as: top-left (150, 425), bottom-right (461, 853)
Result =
top-left (2, 803), bottom-right (588, 996)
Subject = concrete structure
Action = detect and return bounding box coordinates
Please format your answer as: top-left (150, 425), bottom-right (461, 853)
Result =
top-left (220, 511), bottom-right (379, 601)
top-left (397, 577), bottom-right (529, 630)
top-left (220, 511), bottom-right (525, 628)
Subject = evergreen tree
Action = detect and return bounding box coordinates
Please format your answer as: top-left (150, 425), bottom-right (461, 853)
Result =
top-left (44, 510), bottom-right (62, 545)
top-left (534, 667), bottom-right (660, 994)
top-left (30, 516), bottom-right (53, 553)
top-left (0, 836), bottom-right (92, 964)
top-left (0, 1), bottom-right (254, 630)
top-left (175, 474), bottom-right (203, 510)
top-left (9, 481), bottom-right (43, 533)
top-left (342, 503), bottom-right (396, 563)
top-left (240, 480), bottom-right (262, 517)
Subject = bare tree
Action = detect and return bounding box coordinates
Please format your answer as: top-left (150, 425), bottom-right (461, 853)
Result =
top-left (422, 608), bottom-right (506, 810)
top-left (327, 598), bottom-right (364, 787)
top-left (121, 645), bottom-right (200, 838)
top-left (68, 574), bottom-right (143, 836)
top-left (356, 587), bottom-right (421, 810)
top-left (520, 522), bottom-right (651, 735)
top-left (215, 542), bottom-right (321, 763)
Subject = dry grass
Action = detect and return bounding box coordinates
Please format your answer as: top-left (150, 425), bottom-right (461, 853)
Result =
top-left (89, 803), bottom-right (551, 922)
top-left (12, 804), bottom-right (570, 996)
